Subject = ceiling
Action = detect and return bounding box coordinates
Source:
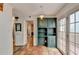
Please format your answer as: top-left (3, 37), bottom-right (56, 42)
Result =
top-left (11, 3), bottom-right (66, 17)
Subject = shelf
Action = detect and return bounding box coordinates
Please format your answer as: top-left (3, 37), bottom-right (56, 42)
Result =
top-left (47, 27), bottom-right (56, 28)
top-left (47, 27), bottom-right (53, 29)
top-left (47, 34), bottom-right (53, 35)
top-left (38, 36), bottom-right (47, 38)
top-left (38, 27), bottom-right (47, 28)
top-left (48, 33), bottom-right (56, 36)
top-left (38, 32), bottom-right (47, 34)
top-left (38, 33), bottom-right (47, 36)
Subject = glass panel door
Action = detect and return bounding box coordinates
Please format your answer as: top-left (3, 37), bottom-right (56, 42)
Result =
top-left (48, 36), bottom-right (56, 47)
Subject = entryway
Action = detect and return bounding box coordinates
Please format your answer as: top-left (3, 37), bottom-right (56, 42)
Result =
top-left (27, 21), bottom-right (34, 48)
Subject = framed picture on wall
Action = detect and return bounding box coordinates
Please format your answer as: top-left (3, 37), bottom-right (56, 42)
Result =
top-left (15, 23), bottom-right (21, 31)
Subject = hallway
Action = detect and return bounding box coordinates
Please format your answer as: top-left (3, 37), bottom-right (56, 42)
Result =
top-left (0, 3), bottom-right (79, 55)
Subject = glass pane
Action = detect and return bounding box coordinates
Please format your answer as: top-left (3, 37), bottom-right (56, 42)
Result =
top-left (60, 26), bottom-right (62, 31)
top-left (60, 32), bottom-right (63, 39)
top-left (38, 38), bottom-right (44, 45)
top-left (38, 19), bottom-right (47, 28)
top-left (76, 23), bottom-right (79, 44)
top-left (69, 42), bottom-right (75, 52)
top-left (62, 41), bottom-right (66, 53)
top-left (76, 23), bottom-right (79, 33)
top-left (76, 44), bottom-right (79, 54)
top-left (62, 32), bottom-right (65, 41)
top-left (62, 18), bottom-right (66, 25)
top-left (60, 25), bottom-right (65, 32)
top-left (70, 24), bottom-right (75, 32)
top-left (48, 36), bottom-right (56, 47)
top-left (60, 18), bottom-right (66, 26)
top-left (69, 33), bottom-right (75, 42)
top-left (63, 25), bottom-right (66, 32)
top-left (47, 29), bottom-right (53, 35)
top-left (58, 18), bottom-right (66, 54)
top-left (69, 50), bottom-right (75, 55)
top-left (76, 33), bottom-right (79, 44)
top-left (47, 19), bottom-right (55, 28)
top-left (62, 25), bottom-right (65, 31)
top-left (59, 19), bottom-right (63, 26)
top-left (69, 23), bottom-right (75, 42)
top-left (76, 11), bottom-right (79, 22)
top-left (70, 14), bottom-right (75, 23)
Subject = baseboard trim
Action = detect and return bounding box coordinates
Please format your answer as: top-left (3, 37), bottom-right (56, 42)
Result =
top-left (57, 48), bottom-right (64, 55)
top-left (13, 46), bottom-right (23, 54)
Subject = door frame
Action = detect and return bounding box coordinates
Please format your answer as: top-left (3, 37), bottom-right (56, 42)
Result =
top-left (26, 20), bottom-right (34, 47)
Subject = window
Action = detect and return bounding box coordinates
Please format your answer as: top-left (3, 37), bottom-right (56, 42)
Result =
top-left (70, 24), bottom-right (75, 32)
top-left (76, 23), bottom-right (79, 32)
top-left (76, 11), bottom-right (79, 22)
top-left (58, 11), bottom-right (79, 55)
top-left (76, 23), bottom-right (79, 44)
top-left (69, 24), bottom-right (75, 42)
top-left (15, 23), bottom-right (22, 31)
top-left (69, 13), bottom-right (75, 54)
top-left (70, 14), bottom-right (75, 23)
top-left (75, 11), bottom-right (79, 54)
top-left (58, 18), bottom-right (66, 54)
top-left (76, 44), bottom-right (79, 54)
top-left (69, 11), bottom-right (79, 55)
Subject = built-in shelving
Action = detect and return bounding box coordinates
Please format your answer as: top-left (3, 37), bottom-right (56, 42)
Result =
top-left (37, 18), bottom-right (57, 47)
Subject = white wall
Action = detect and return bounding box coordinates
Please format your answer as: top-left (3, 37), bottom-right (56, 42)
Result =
top-left (0, 4), bottom-right (13, 55)
top-left (33, 19), bottom-right (38, 46)
top-left (23, 20), bottom-right (27, 45)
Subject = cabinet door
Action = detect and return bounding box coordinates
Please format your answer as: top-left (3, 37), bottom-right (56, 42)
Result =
top-left (38, 38), bottom-right (44, 45)
top-left (47, 29), bottom-right (53, 35)
top-left (38, 19), bottom-right (47, 28)
top-left (48, 36), bottom-right (56, 47)
top-left (47, 19), bottom-right (55, 28)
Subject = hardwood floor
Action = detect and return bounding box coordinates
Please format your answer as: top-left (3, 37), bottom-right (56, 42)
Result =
top-left (14, 46), bottom-right (61, 55)
top-left (13, 46), bottom-right (23, 54)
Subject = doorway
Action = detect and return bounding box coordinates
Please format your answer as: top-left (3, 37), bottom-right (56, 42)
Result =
top-left (27, 21), bottom-right (34, 48)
